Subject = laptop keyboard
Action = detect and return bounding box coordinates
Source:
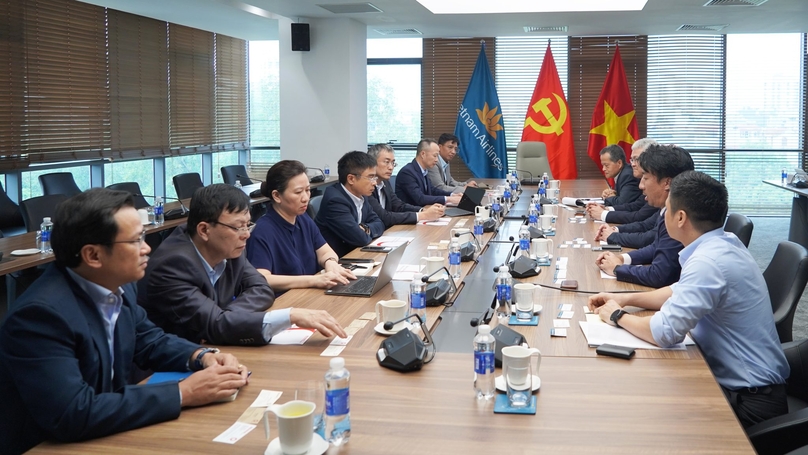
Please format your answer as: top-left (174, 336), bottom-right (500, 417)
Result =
top-left (334, 276), bottom-right (376, 294)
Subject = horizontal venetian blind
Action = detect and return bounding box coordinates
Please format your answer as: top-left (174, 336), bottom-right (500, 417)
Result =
top-left (0, 0), bottom-right (25, 169)
top-left (24, 0), bottom-right (109, 164)
top-left (168, 24), bottom-right (214, 152)
top-left (108, 9), bottom-right (169, 160)
top-left (215, 34), bottom-right (249, 150)
top-left (568, 36), bottom-right (647, 179)
top-left (422, 38), bottom-right (494, 181)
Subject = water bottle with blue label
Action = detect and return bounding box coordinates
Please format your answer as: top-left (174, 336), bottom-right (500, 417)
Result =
top-left (528, 206), bottom-right (540, 230)
top-left (324, 164), bottom-right (330, 178)
top-left (519, 225), bottom-right (531, 257)
top-left (473, 325), bottom-right (495, 400)
top-left (409, 276), bottom-right (427, 325)
top-left (325, 357), bottom-right (350, 446)
top-left (495, 265), bottom-right (513, 321)
top-left (473, 218), bottom-right (484, 252)
top-left (449, 238), bottom-right (462, 279)
top-left (39, 217), bottom-right (53, 254)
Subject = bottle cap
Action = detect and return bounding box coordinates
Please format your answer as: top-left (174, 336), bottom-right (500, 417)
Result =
top-left (43, 217), bottom-right (51, 222)
top-left (330, 357), bottom-right (345, 370)
top-left (478, 324), bottom-right (491, 336)
top-left (499, 265), bottom-right (509, 273)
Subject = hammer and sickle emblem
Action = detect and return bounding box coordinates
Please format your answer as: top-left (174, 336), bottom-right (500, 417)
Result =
top-left (524, 93), bottom-right (567, 136)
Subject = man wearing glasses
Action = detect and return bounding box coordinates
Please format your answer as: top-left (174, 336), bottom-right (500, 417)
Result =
top-left (396, 138), bottom-right (463, 207)
top-left (0, 189), bottom-right (250, 454)
top-left (139, 184), bottom-right (346, 346)
top-left (314, 151), bottom-right (386, 257)
top-left (366, 143), bottom-right (444, 228)
top-left (427, 133), bottom-right (477, 193)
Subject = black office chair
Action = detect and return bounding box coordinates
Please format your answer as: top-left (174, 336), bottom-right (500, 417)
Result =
top-left (763, 241), bottom-right (808, 343)
top-left (19, 194), bottom-right (68, 232)
top-left (306, 195), bottom-right (323, 219)
top-left (172, 173), bottom-right (204, 201)
top-left (221, 165), bottom-right (253, 186)
top-left (106, 182), bottom-right (151, 209)
top-left (724, 213), bottom-right (754, 248)
top-left (0, 182), bottom-right (25, 237)
top-left (748, 339), bottom-right (808, 455)
top-left (389, 175), bottom-right (397, 190)
top-left (38, 172), bottom-right (82, 197)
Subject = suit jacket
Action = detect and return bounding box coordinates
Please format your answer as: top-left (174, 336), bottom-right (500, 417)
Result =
top-left (614, 212), bottom-right (683, 288)
top-left (368, 180), bottom-right (419, 229)
top-left (604, 164), bottom-right (642, 206)
top-left (138, 225), bottom-right (275, 346)
top-left (604, 199), bottom-right (658, 224)
top-left (427, 158), bottom-right (463, 193)
top-left (315, 184), bottom-right (385, 257)
top-left (395, 159), bottom-right (452, 206)
top-left (0, 265), bottom-right (199, 454)
top-left (607, 210), bottom-right (659, 249)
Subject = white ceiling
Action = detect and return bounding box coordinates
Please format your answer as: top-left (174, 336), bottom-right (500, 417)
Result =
top-left (79, 0), bottom-right (808, 41)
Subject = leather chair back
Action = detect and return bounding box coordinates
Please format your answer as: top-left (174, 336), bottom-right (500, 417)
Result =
top-left (764, 241), bottom-right (808, 343)
top-left (515, 142), bottom-right (553, 179)
top-left (724, 213), bottom-right (753, 247)
top-left (38, 172), bottom-right (82, 197)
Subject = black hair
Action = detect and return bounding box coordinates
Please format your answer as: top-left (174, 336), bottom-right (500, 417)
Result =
top-left (337, 151), bottom-right (377, 184)
top-left (669, 171), bottom-right (728, 233)
top-left (52, 188), bottom-right (134, 268)
top-left (438, 133), bottom-right (459, 146)
top-left (600, 144), bottom-right (626, 165)
top-left (416, 138), bottom-right (437, 156)
top-left (261, 160), bottom-right (308, 202)
top-left (187, 184), bottom-right (250, 238)
top-left (637, 144), bottom-right (695, 181)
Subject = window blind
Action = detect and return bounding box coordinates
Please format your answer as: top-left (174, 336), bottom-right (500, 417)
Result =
top-left (0, 0), bottom-right (24, 170)
top-left (168, 24), bottom-right (214, 153)
top-left (215, 34), bottom-right (249, 150)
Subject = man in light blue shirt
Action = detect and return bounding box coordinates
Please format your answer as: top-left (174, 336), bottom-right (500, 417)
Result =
top-left (589, 171), bottom-right (789, 428)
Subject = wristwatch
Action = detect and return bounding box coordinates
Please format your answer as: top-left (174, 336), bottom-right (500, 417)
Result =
top-left (610, 309), bottom-right (628, 328)
top-left (193, 347), bottom-right (220, 371)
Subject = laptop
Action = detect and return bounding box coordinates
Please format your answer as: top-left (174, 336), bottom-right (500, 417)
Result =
top-left (444, 186), bottom-right (487, 217)
top-left (325, 243), bottom-right (407, 297)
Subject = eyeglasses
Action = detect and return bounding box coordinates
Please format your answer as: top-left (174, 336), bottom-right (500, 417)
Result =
top-left (110, 231), bottom-right (147, 246)
top-left (353, 174), bottom-right (378, 183)
top-left (381, 160), bottom-right (397, 168)
top-left (213, 220), bottom-right (254, 233)
top-left (630, 157), bottom-right (640, 164)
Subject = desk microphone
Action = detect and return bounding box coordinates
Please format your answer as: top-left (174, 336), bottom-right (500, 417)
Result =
top-left (470, 295), bottom-right (497, 328)
top-left (454, 231), bottom-right (481, 262)
top-left (514, 169), bottom-right (541, 185)
top-left (377, 313), bottom-right (436, 372)
top-left (237, 174), bottom-right (265, 198)
top-left (136, 194), bottom-right (189, 219)
top-left (520, 214), bottom-right (545, 239)
top-left (496, 236), bottom-right (540, 279)
top-left (306, 167), bottom-right (326, 183)
top-left (420, 267), bottom-right (458, 306)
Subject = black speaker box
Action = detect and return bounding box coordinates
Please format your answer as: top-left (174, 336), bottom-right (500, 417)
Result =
top-left (425, 278), bottom-right (451, 307)
top-left (291, 23), bottom-right (310, 51)
top-left (377, 329), bottom-right (426, 372)
top-left (508, 255), bottom-right (540, 279)
top-left (490, 325), bottom-right (526, 367)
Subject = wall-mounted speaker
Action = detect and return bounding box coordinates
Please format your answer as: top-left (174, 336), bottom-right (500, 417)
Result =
top-left (291, 23), bottom-right (310, 52)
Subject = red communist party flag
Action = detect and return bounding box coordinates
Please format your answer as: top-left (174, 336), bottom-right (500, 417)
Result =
top-left (521, 43), bottom-right (577, 179)
top-left (587, 45), bottom-right (639, 179)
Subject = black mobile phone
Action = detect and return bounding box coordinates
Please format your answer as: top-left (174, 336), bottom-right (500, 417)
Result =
top-left (360, 246), bottom-right (392, 253)
top-left (592, 245), bottom-right (623, 252)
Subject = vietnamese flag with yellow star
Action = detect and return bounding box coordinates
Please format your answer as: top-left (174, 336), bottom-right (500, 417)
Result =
top-left (587, 45), bottom-right (638, 179)
top-left (521, 43), bottom-right (577, 179)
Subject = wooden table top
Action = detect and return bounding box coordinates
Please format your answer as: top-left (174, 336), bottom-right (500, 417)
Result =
top-left (28, 179), bottom-right (753, 454)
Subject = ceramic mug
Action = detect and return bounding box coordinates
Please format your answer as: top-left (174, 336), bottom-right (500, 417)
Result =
top-left (375, 299), bottom-right (408, 331)
top-left (264, 400), bottom-right (316, 455)
top-left (475, 205), bottom-right (489, 220)
top-left (420, 256), bottom-right (444, 276)
top-left (548, 180), bottom-right (561, 189)
top-left (513, 283), bottom-right (539, 313)
top-left (531, 238), bottom-right (554, 259)
top-left (540, 214), bottom-right (554, 230)
top-left (502, 346), bottom-right (541, 408)
top-left (451, 227), bottom-right (472, 244)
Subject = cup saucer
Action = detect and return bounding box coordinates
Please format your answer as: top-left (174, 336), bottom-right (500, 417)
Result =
top-left (374, 321), bottom-right (411, 336)
top-left (265, 433), bottom-right (328, 455)
top-left (533, 304), bottom-right (543, 314)
top-left (495, 374), bottom-right (541, 393)
top-left (11, 248), bottom-right (41, 256)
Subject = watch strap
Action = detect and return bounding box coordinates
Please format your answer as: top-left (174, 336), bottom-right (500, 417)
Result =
top-left (194, 347), bottom-right (220, 371)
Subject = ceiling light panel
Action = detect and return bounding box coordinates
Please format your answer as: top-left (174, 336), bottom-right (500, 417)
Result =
top-left (416, 0), bottom-right (647, 14)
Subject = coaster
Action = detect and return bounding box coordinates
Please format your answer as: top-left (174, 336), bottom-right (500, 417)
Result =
top-left (535, 257), bottom-right (552, 266)
top-left (544, 231), bottom-right (556, 237)
top-left (509, 314), bottom-right (539, 326)
top-left (493, 393), bottom-right (537, 415)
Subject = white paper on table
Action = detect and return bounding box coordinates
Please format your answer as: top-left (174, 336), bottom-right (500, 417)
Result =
top-left (329, 335), bottom-right (353, 346)
top-left (556, 257), bottom-right (569, 266)
top-left (320, 345), bottom-right (346, 356)
top-left (393, 264), bottom-right (422, 281)
top-left (419, 220), bottom-right (449, 226)
top-left (350, 262), bottom-right (380, 277)
top-left (213, 422), bottom-right (256, 444)
top-left (269, 325), bottom-right (315, 345)
top-left (600, 270), bottom-right (617, 280)
top-left (599, 240), bottom-right (609, 246)
top-left (555, 270), bottom-right (567, 279)
top-left (250, 389), bottom-right (283, 408)
top-left (578, 321), bottom-right (694, 350)
top-left (369, 236), bottom-right (414, 247)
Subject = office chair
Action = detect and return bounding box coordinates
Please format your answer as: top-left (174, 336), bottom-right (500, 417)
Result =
top-left (38, 172), bottom-right (82, 197)
top-left (106, 182), bottom-right (151, 209)
top-left (306, 195), bottom-right (323, 219)
top-left (748, 338), bottom-right (808, 455)
top-left (724, 213), bottom-right (754, 248)
top-left (0, 182), bottom-right (25, 237)
top-left (172, 173), bottom-right (204, 201)
top-left (389, 175), bottom-right (397, 190)
top-left (515, 141), bottom-right (553, 180)
top-left (19, 194), bottom-right (68, 232)
top-left (221, 165), bottom-right (253, 186)
top-left (763, 241), bottom-right (808, 343)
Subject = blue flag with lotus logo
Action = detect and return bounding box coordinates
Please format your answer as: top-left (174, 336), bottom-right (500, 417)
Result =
top-left (454, 44), bottom-right (507, 179)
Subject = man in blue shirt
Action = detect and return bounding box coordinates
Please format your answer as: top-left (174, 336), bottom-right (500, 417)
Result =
top-left (395, 138), bottom-right (462, 207)
top-left (589, 171), bottom-right (789, 428)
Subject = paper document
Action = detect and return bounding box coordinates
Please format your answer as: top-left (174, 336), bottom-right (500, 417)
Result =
top-left (370, 236), bottom-right (414, 247)
top-left (393, 264), bottom-right (423, 281)
top-left (269, 325), bottom-right (316, 345)
top-left (579, 321), bottom-right (694, 350)
top-left (600, 270), bottom-right (617, 280)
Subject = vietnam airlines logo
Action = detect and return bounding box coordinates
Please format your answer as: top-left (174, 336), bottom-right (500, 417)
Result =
top-left (524, 93), bottom-right (567, 136)
top-left (476, 103), bottom-right (503, 139)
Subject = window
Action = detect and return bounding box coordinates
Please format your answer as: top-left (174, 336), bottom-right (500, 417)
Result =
top-left (212, 151), bottom-right (239, 184)
top-left (105, 160), bottom-right (155, 195)
top-left (248, 41), bottom-right (280, 147)
top-left (165, 155), bottom-right (202, 200)
top-left (21, 166), bottom-right (90, 200)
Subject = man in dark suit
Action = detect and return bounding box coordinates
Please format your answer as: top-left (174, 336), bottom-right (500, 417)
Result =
top-left (588, 138), bottom-right (658, 223)
top-left (599, 144), bottom-right (642, 206)
top-left (367, 143), bottom-right (444, 228)
top-left (0, 189), bottom-right (249, 454)
top-left (315, 151), bottom-right (386, 257)
top-left (596, 145), bottom-right (695, 288)
top-left (395, 138), bottom-right (462, 207)
top-left (140, 184), bottom-right (345, 346)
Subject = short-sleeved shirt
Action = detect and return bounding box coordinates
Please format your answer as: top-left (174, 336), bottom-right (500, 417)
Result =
top-left (247, 205), bottom-right (326, 291)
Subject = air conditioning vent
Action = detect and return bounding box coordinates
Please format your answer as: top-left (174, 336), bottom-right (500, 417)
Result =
top-left (703, 0), bottom-right (768, 6)
top-left (523, 26), bottom-right (568, 33)
top-left (317, 3), bottom-right (382, 14)
top-left (677, 24), bottom-right (729, 31)
top-left (374, 28), bottom-right (423, 36)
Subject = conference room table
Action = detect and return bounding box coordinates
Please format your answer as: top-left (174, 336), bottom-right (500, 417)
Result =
top-left (763, 179), bottom-right (808, 250)
top-left (31, 180), bottom-right (753, 454)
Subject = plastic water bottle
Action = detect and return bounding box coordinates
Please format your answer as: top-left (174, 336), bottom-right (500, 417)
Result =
top-left (491, 198), bottom-right (501, 224)
top-left (538, 181), bottom-right (547, 201)
top-left (409, 276), bottom-right (427, 325)
top-left (528, 206), bottom-right (540, 231)
top-left (503, 188), bottom-right (512, 210)
top-left (542, 172), bottom-right (549, 187)
top-left (519, 225), bottom-right (531, 257)
top-left (324, 357), bottom-right (351, 446)
top-left (324, 164), bottom-right (330, 178)
top-left (783, 168), bottom-right (788, 184)
top-left (473, 218), bottom-right (484, 253)
top-left (39, 217), bottom-right (53, 253)
top-left (154, 197), bottom-right (164, 225)
top-left (473, 324), bottom-right (496, 400)
top-left (510, 175), bottom-right (518, 194)
top-left (449, 238), bottom-right (462, 280)
top-left (495, 265), bottom-right (513, 321)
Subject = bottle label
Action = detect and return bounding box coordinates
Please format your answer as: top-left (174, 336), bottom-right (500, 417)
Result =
top-left (410, 292), bottom-right (426, 310)
top-left (520, 238), bottom-right (530, 250)
top-left (474, 351), bottom-right (495, 374)
top-left (155, 206), bottom-right (163, 216)
top-left (449, 251), bottom-right (461, 265)
top-left (474, 224), bottom-right (483, 236)
top-left (492, 203), bottom-right (500, 211)
top-left (529, 214), bottom-right (538, 224)
top-left (510, 182), bottom-right (517, 191)
top-left (496, 284), bottom-right (511, 301)
top-left (40, 230), bottom-right (50, 242)
top-left (325, 387), bottom-right (350, 416)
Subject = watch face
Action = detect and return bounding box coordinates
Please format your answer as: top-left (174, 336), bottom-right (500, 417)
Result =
top-left (610, 309), bottom-right (624, 325)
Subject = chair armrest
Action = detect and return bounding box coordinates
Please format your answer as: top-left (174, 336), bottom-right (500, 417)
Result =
top-left (748, 407), bottom-right (808, 455)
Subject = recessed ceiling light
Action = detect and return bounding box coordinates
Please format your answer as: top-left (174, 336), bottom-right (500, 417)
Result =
top-left (416, 0), bottom-right (647, 14)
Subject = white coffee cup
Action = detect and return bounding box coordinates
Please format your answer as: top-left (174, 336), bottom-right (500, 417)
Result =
top-left (540, 214), bottom-right (554, 230)
top-left (513, 283), bottom-right (539, 313)
top-left (420, 256), bottom-right (444, 276)
top-left (451, 227), bottom-right (471, 244)
top-left (531, 238), bottom-right (554, 259)
top-left (264, 400), bottom-right (315, 455)
top-left (475, 205), bottom-right (489, 220)
top-left (375, 299), bottom-right (408, 331)
top-left (544, 204), bottom-right (558, 217)
top-left (502, 346), bottom-right (541, 407)
top-left (548, 180), bottom-right (561, 190)
top-left (137, 208), bottom-right (149, 225)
